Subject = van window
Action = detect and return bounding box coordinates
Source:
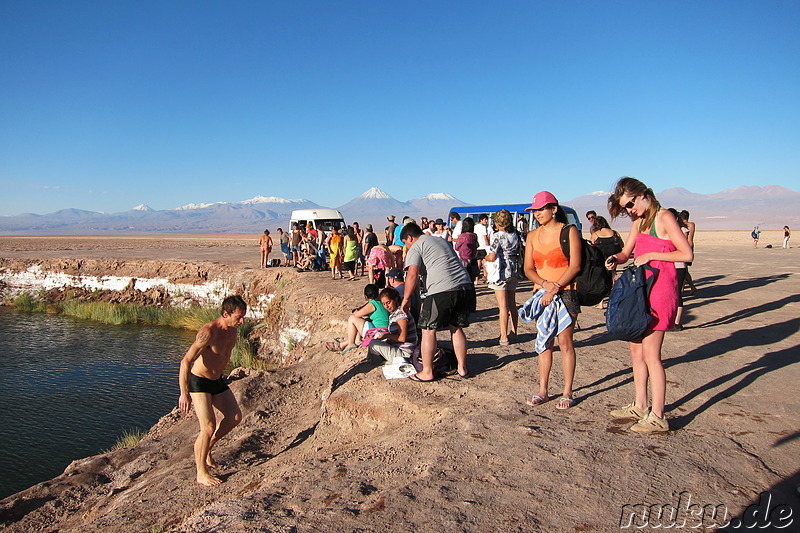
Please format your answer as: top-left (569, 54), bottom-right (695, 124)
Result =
top-left (290, 219), bottom-right (346, 232)
top-left (315, 219), bottom-right (346, 231)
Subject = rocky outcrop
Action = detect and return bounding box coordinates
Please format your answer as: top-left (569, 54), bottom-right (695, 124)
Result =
top-left (0, 258), bottom-right (283, 316)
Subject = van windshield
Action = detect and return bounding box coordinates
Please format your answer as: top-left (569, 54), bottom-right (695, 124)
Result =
top-left (315, 219), bottom-right (346, 231)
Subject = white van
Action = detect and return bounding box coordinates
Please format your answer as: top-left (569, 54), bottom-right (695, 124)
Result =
top-left (289, 208), bottom-right (346, 232)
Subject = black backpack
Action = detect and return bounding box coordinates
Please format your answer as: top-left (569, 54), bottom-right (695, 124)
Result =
top-left (559, 224), bottom-right (613, 307)
top-left (412, 345), bottom-right (458, 378)
top-left (605, 265), bottom-right (658, 341)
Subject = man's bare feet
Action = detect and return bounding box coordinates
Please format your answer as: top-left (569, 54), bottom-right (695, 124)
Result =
top-left (205, 452), bottom-right (218, 469)
top-left (197, 472), bottom-right (222, 486)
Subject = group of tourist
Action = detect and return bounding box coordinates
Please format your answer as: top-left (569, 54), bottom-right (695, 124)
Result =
top-left (181, 176), bottom-right (698, 487)
top-left (267, 179), bottom-right (699, 435)
top-left (323, 177), bottom-right (697, 435)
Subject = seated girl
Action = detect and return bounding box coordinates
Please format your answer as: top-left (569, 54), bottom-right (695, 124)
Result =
top-left (326, 284), bottom-right (390, 354)
top-left (367, 287), bottom-right (419, 363)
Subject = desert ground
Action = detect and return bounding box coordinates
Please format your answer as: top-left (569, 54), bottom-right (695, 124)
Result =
top-left (0, 230), bottom-right (797, 532)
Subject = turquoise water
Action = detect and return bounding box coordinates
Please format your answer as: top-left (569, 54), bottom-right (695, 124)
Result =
top-left (0, 307), bottom-right (195, 499)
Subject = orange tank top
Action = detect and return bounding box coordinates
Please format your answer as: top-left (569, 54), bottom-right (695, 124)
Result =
top-left (531, 225), bottom-right (575, 290)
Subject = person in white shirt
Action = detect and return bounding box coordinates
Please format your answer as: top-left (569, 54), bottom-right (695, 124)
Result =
top-left (474, 213), bottom-right (493, 281)
top-left (449, 211), bottom-right (463, 243)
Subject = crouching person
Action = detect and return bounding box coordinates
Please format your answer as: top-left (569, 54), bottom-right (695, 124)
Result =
top-left (178, 295), bottom-right (247, 487)
top-left (367, 287), bottom-right (419, 363)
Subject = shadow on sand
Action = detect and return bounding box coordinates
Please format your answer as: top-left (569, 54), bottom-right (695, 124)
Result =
top-left (575, 317), bottom-right (799, 427)
top-left (691, 274), bottom-right (791, 299)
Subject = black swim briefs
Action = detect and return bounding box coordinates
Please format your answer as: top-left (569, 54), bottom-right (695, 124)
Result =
top-left (188, 373), bottom-right (229, 395)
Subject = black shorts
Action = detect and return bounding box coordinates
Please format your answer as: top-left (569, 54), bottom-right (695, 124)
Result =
top-left (418, 285), bottom-right (476, 331)
top-left (560, 289), bottom-right (581, 316)
top-left (676, 267), bottom-right (687, 306)
top-left (477, 249), bottom-right (487, 260)
top-left (189, 373), bottom-right (229, 395)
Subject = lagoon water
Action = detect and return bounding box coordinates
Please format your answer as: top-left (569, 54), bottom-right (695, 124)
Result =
top-left (0, 307), bottom-right (195, 499)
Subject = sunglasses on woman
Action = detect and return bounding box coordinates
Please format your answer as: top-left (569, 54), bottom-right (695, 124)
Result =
top-left (623, 196), bottom-right (639, 210)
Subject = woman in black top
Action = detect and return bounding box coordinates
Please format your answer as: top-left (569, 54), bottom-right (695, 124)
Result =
top-left (589, 216), bottom-right (623, 259)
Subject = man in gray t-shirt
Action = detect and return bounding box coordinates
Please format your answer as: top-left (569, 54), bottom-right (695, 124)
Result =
top-left (404, 233), bottom-right (471, 296)
top-left (401, 223), bottom-right (475, 381)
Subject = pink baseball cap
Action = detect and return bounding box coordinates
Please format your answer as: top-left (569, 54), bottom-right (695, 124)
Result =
top-left (525, 191), bottom-right (559, 211)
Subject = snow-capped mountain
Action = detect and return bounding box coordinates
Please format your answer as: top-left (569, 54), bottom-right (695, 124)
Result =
top-left (358, 187), bottom-right (394, 200)
top-left (336, 188), bottom-right (471, 230)
top-left (408, 192), bottom-right (468, 213)
top-left (238, 195), bottom-right (306, 205)
top-left (176, 202), bottom-right (218, 210)
top-left (336, 188), bottom-right (410, 220)
top-left (131, 204), bottom-right (154, 212)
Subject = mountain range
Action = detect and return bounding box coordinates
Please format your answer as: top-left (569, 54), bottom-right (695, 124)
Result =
top-left (0, 188), bottom-right (469, 235)
top-left (0, 186), bottom-right (797, 234)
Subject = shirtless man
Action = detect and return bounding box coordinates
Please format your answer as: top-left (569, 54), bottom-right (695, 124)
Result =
top-left (179, 295), bottom-right (246, 486)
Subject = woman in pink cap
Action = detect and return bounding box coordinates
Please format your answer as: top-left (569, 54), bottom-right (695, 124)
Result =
top-left (606, 177), bottom-right (693, 433)
top-left (522, 191), bottom-right (581, 410)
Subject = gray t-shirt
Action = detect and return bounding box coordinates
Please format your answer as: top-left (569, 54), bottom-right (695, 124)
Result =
top-left (405, 235), bottom-right (471, 295)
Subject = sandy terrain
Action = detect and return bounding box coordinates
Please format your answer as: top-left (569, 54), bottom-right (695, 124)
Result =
top-left (0, 232), bottom-right (798, 532)
top-left (0, 230), bottom-right (792, 265)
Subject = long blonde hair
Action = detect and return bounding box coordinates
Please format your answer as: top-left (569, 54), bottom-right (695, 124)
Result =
top-left (607, 176), bottom-right (661, 233)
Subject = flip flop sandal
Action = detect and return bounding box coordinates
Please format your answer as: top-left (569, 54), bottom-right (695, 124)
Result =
top-left (555, 397), bottom-right (575, 410)
top-left (325, 341), bottom-right (340, 352)
top-left (526, 395), bottom-right (549, 406)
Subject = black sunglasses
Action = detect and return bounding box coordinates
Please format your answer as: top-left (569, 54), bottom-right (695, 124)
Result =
top-left (623, 196), bottom-right (639, 210)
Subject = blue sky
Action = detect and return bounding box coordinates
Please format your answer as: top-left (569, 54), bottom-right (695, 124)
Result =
top-left (1, 1), bottom-right (798, 216)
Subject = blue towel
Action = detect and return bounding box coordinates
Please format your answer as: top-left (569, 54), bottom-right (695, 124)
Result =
top-left (519, 289), bottom-right (573, 354)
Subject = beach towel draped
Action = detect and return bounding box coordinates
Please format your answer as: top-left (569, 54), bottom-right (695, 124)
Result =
top-left (519, 289), bottom-right (573, 354)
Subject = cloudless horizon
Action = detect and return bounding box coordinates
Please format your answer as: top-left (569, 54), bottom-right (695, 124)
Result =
top-left (2, 1), bottom-right (798, 216)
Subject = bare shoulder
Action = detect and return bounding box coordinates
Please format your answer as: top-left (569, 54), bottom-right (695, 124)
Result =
top-left (657, 208), bottom-right (679, 228)
top-left (526, 227), bottom-right (538, 246)
top-left (195, 322), bottom-right (214, 343)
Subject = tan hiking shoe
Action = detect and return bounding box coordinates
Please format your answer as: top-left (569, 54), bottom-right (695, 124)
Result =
top-left (610, 402), bottom-right (649, 420)
top-left (630, 411), bottom-right (670, 433)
